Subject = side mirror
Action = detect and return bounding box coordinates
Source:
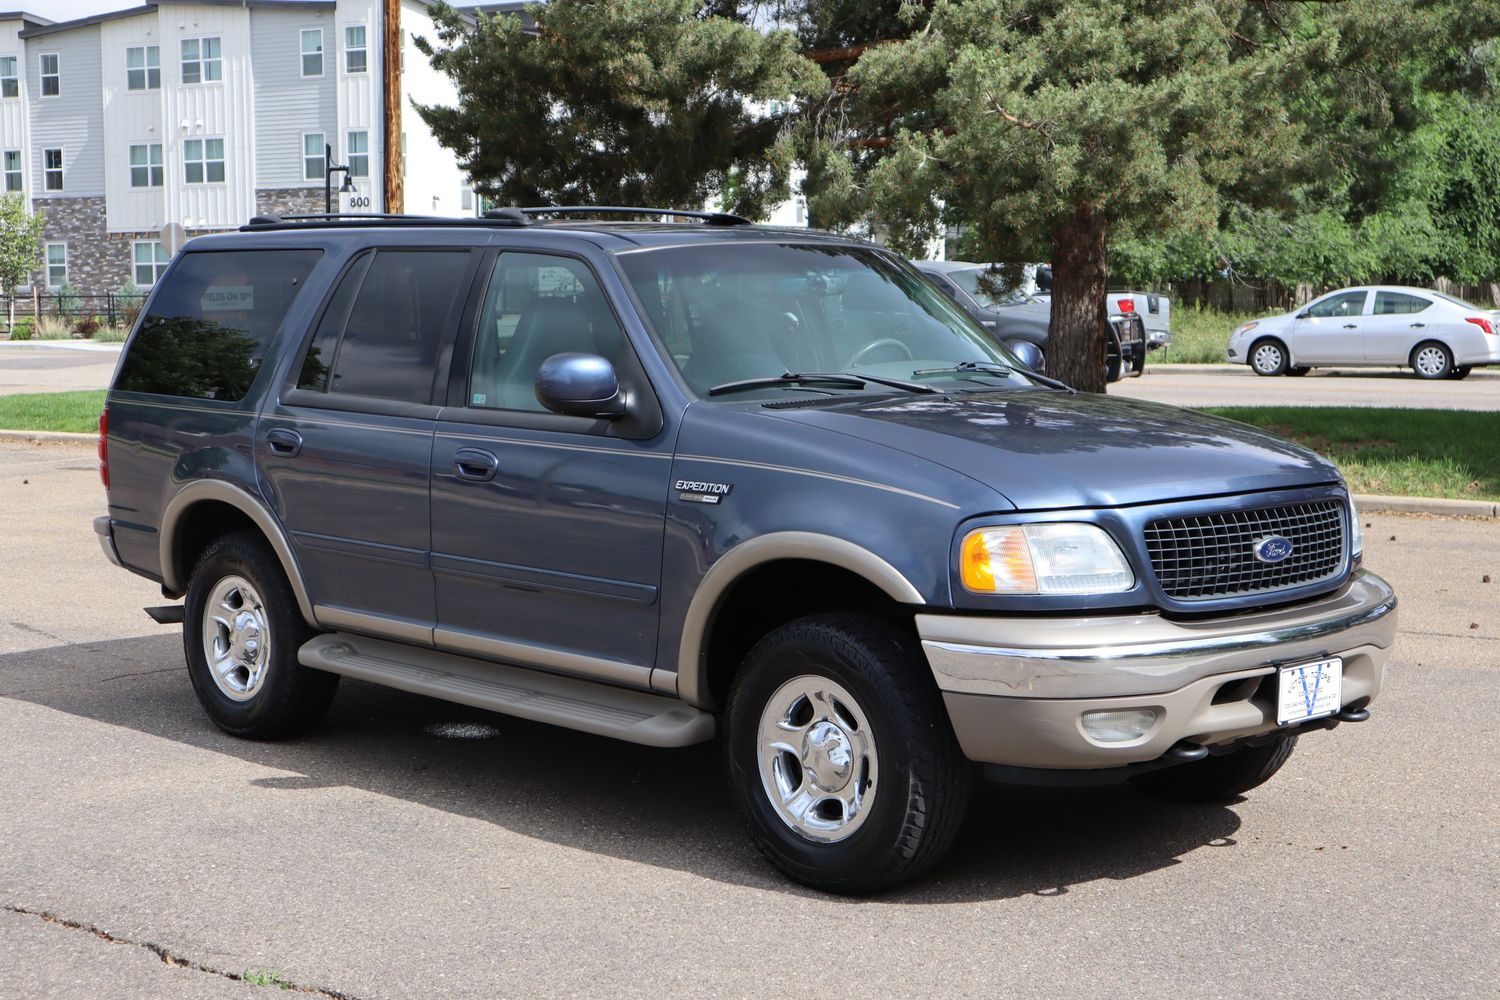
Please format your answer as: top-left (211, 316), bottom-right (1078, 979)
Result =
top-left (1006, 339), bottom-right (1045, 373)
top-left (535, 353), bottom-right (626, 419)
top-left (1296, 311), bottom-right (1311, 319)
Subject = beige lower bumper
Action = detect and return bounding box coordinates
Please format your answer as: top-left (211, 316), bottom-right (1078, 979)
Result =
top-left (919, 570), bottom-right (1397, 769)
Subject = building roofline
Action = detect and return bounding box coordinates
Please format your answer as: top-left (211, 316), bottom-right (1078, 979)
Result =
top-left (0, 12), bottom-right (54, 25)
top-left (17, 0), bottom-right (345, 39)
top-left (19, 5), bottom-right (154, 38)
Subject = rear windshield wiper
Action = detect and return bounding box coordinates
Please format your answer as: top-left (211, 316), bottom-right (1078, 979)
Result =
top-left (707, 371), bottom-right (936, 397)
top-left (912, 360), bottom-right (1077, 395)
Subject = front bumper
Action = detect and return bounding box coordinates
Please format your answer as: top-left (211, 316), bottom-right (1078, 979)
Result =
top-left (918, 569), bottom-right (1396, 768)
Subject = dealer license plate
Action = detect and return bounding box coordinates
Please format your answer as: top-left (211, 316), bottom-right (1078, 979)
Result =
top-left (1276, 657), bottom-right (1343, 726)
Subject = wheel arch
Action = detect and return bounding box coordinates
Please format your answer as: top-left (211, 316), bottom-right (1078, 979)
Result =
top-left (160, 481), bottom-right (317, 626)
top-left (672, 532), bottom-right (926, 710)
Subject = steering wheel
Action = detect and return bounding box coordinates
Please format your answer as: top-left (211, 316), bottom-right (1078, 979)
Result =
top-left (847, 338), bottom-right (914, 368)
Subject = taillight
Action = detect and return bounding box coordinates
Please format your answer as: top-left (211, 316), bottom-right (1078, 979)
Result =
top-left (98, 408), bottom-right (109, 489)
top-left (1465, 317), bottom-right (1495, 336)
top-left (1116, 297), bottom-right (1135, 313)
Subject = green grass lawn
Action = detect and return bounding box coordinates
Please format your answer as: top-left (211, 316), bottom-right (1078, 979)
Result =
top-left (1206, 406), bottom-right (1500, 501)
top-left (0, 390), bottom-right (106, 434)
top-left (1154, 305), bottom-right (1261, 363)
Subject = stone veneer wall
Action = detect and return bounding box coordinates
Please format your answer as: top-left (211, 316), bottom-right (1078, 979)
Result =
top-left (256, 188), bottom-right (325, 218)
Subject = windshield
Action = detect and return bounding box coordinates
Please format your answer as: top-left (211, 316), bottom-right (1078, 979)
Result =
top-left (617, 243), bottom-right (1032, 398)
top-left (947, 267), bottom-right (1034, 308)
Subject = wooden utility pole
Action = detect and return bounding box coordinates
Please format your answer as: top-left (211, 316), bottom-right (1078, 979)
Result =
top-left (383, 0), bottom-right (403, 213)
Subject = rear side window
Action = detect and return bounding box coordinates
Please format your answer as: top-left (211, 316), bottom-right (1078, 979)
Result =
top-left (296, 249), bottom-right (471, 402)
top-left (1373, 291), bottom-right (1431, 315)
top-left (116, 249), bottom-right (321, 400)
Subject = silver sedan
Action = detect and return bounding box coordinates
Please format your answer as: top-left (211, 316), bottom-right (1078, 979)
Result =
top-left (1226, 286), bottom-right (1500, 379)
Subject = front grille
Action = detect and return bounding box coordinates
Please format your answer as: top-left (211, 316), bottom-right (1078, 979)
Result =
top-left (1144, 500), bottom-right (1347, 601)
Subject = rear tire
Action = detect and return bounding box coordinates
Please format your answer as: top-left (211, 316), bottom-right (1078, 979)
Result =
top-left (1249, 338), bottom-right (1289, 376)
top-left (1410, 341), bottom-right (1453, 380)
top-left (184, 531), bottom-right (338, 739)
top-left (725, 613), bottom-right (970, 893)
top-left (1131, 735), bottom-right (1297, 803)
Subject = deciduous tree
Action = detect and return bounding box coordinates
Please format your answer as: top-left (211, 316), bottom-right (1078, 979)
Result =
top-left (0, 195), bottom-right (44, 336)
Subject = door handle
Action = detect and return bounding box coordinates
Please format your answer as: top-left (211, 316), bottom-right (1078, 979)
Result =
top-left (265, 428), bottom-right (303, 457)
top-left (1341, 323), bottom-right (1358, 329)
top-left (452, 448), bottom-right (499, 482)
top-left (1410, 322), bottom-right (1426, 328)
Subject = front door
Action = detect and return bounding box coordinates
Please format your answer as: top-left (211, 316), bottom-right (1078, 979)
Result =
top-left (429, 250), bottom-right (672, 689)
top-left (1290, 289), bottom-right (1370, 364)
top-left (258, 247), bottom-right (480, 638)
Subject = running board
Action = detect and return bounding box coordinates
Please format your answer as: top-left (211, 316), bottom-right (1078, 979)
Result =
top-left (298, 634), bottom-right (714, 748)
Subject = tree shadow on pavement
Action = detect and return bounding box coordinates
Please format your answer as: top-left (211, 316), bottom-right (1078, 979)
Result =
top-left (1, 634), bottom-right (1240, 904)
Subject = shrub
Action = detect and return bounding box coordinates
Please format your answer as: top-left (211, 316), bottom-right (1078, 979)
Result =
top-left (6, 319), bottom-right (30, 341)
top-left (115, 282), bottom-right (145, 331)
top-left (54, 281), bottom-right (81, 319)
top-left (73, 314), bottom-right (101, 338)
top-left (92, 326), bottom-right (130, 343)
top-left (34, 314), bottom-right (71, 339)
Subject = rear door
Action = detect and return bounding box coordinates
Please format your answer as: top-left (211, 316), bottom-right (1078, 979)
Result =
top-left (1363, 290), bottom-right (1436, 364)
top-left (1290, 289), bottom-right (1370, 363)
top-left (258, 246), bottom-right (481, 640)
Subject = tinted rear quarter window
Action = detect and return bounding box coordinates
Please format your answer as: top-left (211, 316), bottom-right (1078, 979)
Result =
top-left (115, 249), bottom-right (322, 400)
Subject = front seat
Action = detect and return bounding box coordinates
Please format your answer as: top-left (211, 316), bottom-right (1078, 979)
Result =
top-left (490, 297), bottom-right (600, 410)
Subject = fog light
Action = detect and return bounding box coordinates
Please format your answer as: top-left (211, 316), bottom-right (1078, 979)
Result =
top-left (1081, 708), bottom-right (1159, 742)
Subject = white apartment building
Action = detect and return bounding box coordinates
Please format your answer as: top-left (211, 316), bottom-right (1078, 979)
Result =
top-left (1, 0), bottom-right (481, 296)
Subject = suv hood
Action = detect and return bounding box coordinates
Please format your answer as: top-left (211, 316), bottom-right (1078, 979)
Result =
top-left (764, 390), bottom-right (1340, 510)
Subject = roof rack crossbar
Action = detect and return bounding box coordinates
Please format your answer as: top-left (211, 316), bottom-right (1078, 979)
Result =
top-left (520, 206), bottom-right (751, 226)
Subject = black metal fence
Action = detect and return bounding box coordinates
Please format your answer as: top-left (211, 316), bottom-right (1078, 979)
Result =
top-left (2, 292), bottom-right (146, 334)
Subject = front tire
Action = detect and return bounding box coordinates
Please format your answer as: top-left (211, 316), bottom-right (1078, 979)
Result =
top-left (1411, 341), bottom-right (1453, 380)
top-left (1250, 338), bottom-right (1289, 376)
top-left (1450, 365), bottom-right (1472, 380)
top-left (1131, 734), bottom-right (1297, 803)
top-left (184, 531), bottom-right (338, 739)
top-left (1105, 332), bottom-right (1124, 383)
top-left (725, 614), bottom-right (970, 893)
top-left (1287, 365), bottom-right (1312, 377)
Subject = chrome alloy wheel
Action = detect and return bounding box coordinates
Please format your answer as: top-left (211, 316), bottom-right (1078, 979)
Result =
top-left (1414, 344), bottom-right (1448, 377)
top-left (1252, 342), bottom-right (1284, 374)
top-left (201, 575), bottom-right (271, 702)
top-left (756, 675), bottom-right (878, 844)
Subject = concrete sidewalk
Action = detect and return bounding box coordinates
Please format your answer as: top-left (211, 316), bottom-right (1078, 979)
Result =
top-left (0, 342), bottom-right (121, 396)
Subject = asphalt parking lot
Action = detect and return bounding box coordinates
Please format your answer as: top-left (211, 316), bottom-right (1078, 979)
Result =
top-left (1, 439), bottom-right (1497, 999)
top-left (1113, 362), bottom-right (1500, 411)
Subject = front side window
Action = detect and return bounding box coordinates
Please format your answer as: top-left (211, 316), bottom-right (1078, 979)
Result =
top-left (183, 137), bottom-right (226, 184)
top-left (3, 150), bottom-right (20, 191)
top-left (302, 133), bottom-right (325, 181)
top-left (300, 28), bottom-right (323, 77)
top-left (346, 130), bottom-right (368, 178)
top-left (469, 253), bottom-right (623, 411)
top-left (129, 143), bottom-right (163, 187)
top-left (43, 148), bottom-right (63, 191)
top-left (133, 241), bottom-right (171, 286)
top-left (40, 53), bottom-right (59, 96)
top-left (1304, 291), bottom-right (1368, 319)
top-left (181, 36), bottom-right (222, 84)
top-left (296, 250), bottom-right (471, 401)
top-left (126, 45), bottom-right (160, 90)
top-left (949, 267), bottom-right (1033, 308)
top-left (0, 56), bottom-right (17, 98)
top-left (344, 25), bottom-right (367, 73)
top-left (45, 243), bottom-right (66, 288)
top-left (1373, 291), bottom-right (1431, 315)
top-left (114, 249), bottom-right (322, 400)
top-left (616, 243), bottom-right (1031, 397)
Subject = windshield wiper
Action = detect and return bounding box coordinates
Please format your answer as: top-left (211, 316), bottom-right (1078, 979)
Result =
top-left (707, 371), bottom-right (937, 397)
top-left (912, 360), bottom-right (1077, 395)
top-left (707, 372), bottom-right (867, 396)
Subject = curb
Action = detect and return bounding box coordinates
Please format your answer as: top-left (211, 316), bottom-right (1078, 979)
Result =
top-left (0, 429), bottom-right (96, 444)
top-left (1354, 493), bottom-right (1498, 519)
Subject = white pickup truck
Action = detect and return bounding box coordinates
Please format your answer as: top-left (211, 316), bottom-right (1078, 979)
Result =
top-left (1028, 264), bottom-right (1174, 351)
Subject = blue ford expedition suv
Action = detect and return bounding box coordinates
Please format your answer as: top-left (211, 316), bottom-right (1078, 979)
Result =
top-left (95, 208), bottom-right (1397, 892)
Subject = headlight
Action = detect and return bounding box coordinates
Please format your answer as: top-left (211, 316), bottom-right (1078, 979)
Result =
top-left (1234, 321), bottom-right (1259, 338)
top-left (960, 524), bottom-right (1135, 595)
top-left (1349, 494), bottom-right (1363, 558)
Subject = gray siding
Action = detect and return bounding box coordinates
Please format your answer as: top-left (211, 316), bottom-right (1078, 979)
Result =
top-left (250, 8), bottom-right (336, 188)
top-left (28, 24), bottom-right (105, 198)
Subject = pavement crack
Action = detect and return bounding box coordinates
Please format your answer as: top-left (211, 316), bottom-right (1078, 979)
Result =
top-left (7, 621), bottom-right (70, 644)
top-left (2, 904), bottom-right (364, 999)
top-left (1, 667), bottom-right (181, 698)
top-left (1400, 628), bottom-right (1499, 642)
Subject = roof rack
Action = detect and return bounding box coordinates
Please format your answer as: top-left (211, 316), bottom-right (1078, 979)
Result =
top-left (518, 206), bottom-right (751, 226)
top-left (240, 206), bottom-right (753, 232)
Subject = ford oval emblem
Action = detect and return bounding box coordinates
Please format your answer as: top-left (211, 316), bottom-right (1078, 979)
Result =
top-left (1253, 535), bottom-right (1295, 563)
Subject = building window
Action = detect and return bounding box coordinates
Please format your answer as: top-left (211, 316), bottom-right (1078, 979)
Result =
top-left (45, 243), bottom-right (66, 289)
top-left (3, 150), bottom-right (19, 192)
top-left (0, 56), bottom-right (17, 98)
top-left (183, 138), bottom-right (225, 184)
top-left (130, 143), bottom-right (164, 187)
top-left (344, 25), bottom-right (367, 73)
top-left (43, 148), bottom-right (63, 191)
top-left (181, 37), bottom-right (222, 84)
top-left (133, 241), bottom-right (170, 286)
top-left (346, 130), bottom-right (368, 178)
top-left (300, 28), bottom-right (323, 77)
top-left (302, 133), bottom-right (325, 182)
top-left (40, 53), bottom-right (59, 97)
top-left (126, 45), bottom-right (160, 90)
